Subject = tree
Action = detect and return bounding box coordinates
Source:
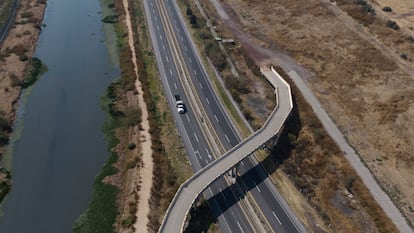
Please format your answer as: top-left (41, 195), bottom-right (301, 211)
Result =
top-left (190, 14), bottom-right (197, 27)
top-left (186, 7), bottom-right (192, 16)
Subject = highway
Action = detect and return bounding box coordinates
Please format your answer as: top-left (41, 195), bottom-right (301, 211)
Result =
top-left (157, 64), bottom-right (296, 232)
top-left (144, 0), bottom-right (307, 232)
top-left (143, 0), bottom-right (257, 232)
top-left (0, 0), bottom-right (18, 43)
top-left (157, 0), bottom-right (307, 232)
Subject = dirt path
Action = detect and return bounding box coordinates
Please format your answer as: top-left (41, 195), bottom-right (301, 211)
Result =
top-left (121, 0), bottom-right (153, 232)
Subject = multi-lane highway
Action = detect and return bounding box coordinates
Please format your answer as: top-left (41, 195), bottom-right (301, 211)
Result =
top-left (143, 1), bottom-right (258, 232)
top-left (143, 0), bottom-right (307, 232)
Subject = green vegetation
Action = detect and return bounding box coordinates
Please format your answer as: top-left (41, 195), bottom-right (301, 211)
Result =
top-left (0, 114), bottom-right (11, 146)
top-left (386, 20), bottom-right (399, 30)
top-left (382, 6), bottom-right (392, 12)
top-left (0, 167), bottom-right (12, 202)
top-left (102, 15), bottom-right (118, 24)
top-left (20, 11), bottom-right (33, 19)
top-left (73, 152), bottom-right (119, 233)
top-left (21, 57), bottom-right (47, 89)
top-left (0, 113), bottom-right (12, 202)
top-left (127, 143), bottom-right (136, 150)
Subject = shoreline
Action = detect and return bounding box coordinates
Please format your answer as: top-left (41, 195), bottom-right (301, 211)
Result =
top-left (0, 0), bottom-right (47, 202)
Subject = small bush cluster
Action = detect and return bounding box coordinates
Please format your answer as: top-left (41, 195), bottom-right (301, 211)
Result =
top-left (20, 11), bottom-right (34, 19)
top-left (353, 0), bottom-right (375, 15)
top-left (21, 57), bottom-right (47, 89)
top-left (386, 20), bottom-right (399, 30)
top-left (382, 6), bottom-right (392, 12)
top-left (102, 15), bottom-right (118, 24)
top-left (185, 7), bottom-right (198, 27)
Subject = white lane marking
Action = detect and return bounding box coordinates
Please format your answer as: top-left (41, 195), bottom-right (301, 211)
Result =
top-left (218, 187), bottom-right (227, 201)
top-left (206, 97), bottom-right (210, 105)
top-left (193, 69), bottom-right (197, 75)
top-left (237, 222), bottom-right (245, 233)
top-left (174, 82), bottom-right (177, 89)
top-left (199, 82), bottom-right (203, 89)
top-left (189, 57), bottom-right (192, 63)
top-left (154, 16), bottom-right (157, 22)
top-left (181, 36), bottom-right (183, 41)
top-left (186, 114), bottom-right (190, 122)
top-left (195, 150), bottom-right (201, 160)
top-left (193, 133), bottom-right (199, 143)
top-left (240, 161), bottom-right (245, 166)
top-left (159, 34), bottom-right (163, 40)
top-left (205, 159), bottom-right (209, 164)
top-left (225, 134), bottom-right (230, 143)
top-left (157, 25), bottom-right (160, 30)
top-left (152, 8), bottom-right (155, 13)
top-left (162, 44), bottom-right (165, 50)
top-left (169, 68), bottom-right (173, 76)
top-left (272, 211), bottom-right (282, 225)
top-left (214, 114), bottom-right (219, 122)
top-left (204, 148), bottom-right (212, 160)
top-left (184, 46), bottom-right (187, 51)
top-left (253, 181), bottom-right (261, 193)
top-left (166, 56), bottom-right (169, 63)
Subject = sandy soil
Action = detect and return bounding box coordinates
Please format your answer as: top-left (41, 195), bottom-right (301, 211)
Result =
top-left (0, 0), bottom-right (45, 121)
top-left (121, 0), bottom-right (154, 231)
top-left (0, 0), bottom-right (46, 194)
top-left (372, 0), bottom-right (414, 32)
top-left (219, 0), bottom-right (414, 226)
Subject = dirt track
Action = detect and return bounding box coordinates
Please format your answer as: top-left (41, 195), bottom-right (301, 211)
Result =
top-left (207, 0), bottom-right (414, 230)
top-left (121, 0), bottom-right (154, 231)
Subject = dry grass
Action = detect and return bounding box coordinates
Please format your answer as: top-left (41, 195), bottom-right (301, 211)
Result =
top-left (261, 66), bottom-right (398, 233)
top-left (222, 0), bottom-right (414, 226)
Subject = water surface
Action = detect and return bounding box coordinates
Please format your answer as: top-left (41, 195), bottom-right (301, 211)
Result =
top-left (0, 0), bottom-right (119, 232)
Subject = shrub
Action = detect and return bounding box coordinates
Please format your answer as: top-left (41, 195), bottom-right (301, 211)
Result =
top-left (0, 115), bottom-right (11, 132)
top-left (354, 0), bottom-right (367, 5)
top-left (102, 15), bottom-right (118, 24)
top-left (128, 143), bottom-right (136, 150)
top-left (19, 54), bottom-right (29, 61)
top-left (386, 20), bottom-right (399, 30)
top-left (123, 108), bottom-right (142, 126)
top-left (108, 3), bottom-right (115, 8)
top-left (20, 12), bottom-right (33, 19)
top-left (186, 7), bottom-right (192, 16)
top-left (407, 36), bottom-right (414, 43)
top-left (9, 73), bottom-right (21, 87)
top-left (205, 41), bottom-right (226, 71)
top-left (11, 44), bottom-right (27, 57)
top-left (382, 6), bottom-right (392, 12)
top-left (400, 53), bottom-right (408, 60)
top-left (190, 14), bottom-right (197, 27)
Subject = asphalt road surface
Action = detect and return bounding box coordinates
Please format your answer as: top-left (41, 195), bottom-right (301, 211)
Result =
top-left (144, 0), bottom-right (307, 232)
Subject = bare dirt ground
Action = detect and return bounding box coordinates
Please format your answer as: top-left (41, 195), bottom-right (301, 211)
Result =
top-left (215, 0), bottom-right (414, 228)
top-left (0, 0), bottom-right (46, 201)
top-left (120, 0), bottom-right (154, 231)
top-left (0, 0), bottom-right (45, 121)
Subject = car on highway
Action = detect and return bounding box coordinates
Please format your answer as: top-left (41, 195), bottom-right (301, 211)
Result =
top-left (175, 95), bottom-right (186, 114)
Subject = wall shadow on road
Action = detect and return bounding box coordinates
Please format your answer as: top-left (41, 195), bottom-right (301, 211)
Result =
top-left (198, 96), bottom-right (302, 221)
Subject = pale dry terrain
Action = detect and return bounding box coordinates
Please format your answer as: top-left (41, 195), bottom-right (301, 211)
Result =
top-left (0, 0), bottom-right (45, 121)
top-left (222, 0), bottom-right (414, 226)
